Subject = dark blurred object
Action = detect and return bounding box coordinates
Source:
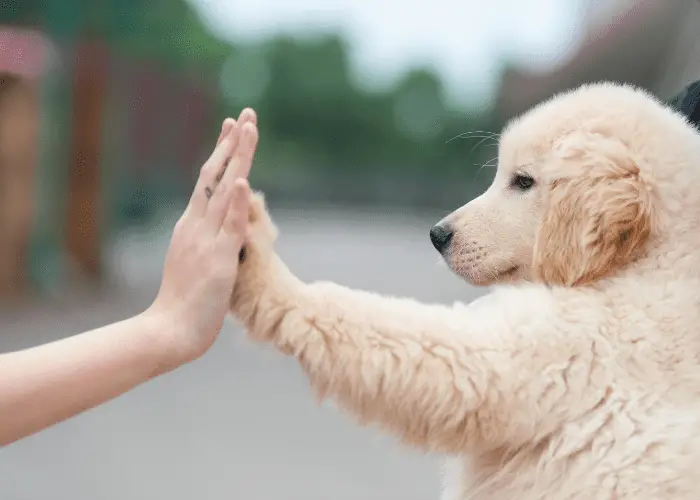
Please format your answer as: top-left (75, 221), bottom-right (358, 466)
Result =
top-left (668, 80), bottom-right (700, 129)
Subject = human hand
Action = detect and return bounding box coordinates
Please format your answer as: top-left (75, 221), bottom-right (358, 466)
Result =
top-left (147, 109), bottom-right (259, 366)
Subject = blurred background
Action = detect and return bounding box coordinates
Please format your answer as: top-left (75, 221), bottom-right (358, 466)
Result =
top-left (0, 0), bottom-right (699, 498)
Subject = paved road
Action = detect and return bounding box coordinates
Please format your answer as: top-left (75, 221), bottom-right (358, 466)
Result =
top-left (0, 207), bottom-right (484, 500)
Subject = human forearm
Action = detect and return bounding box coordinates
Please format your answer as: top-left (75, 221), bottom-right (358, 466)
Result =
top-left (0, 310), bottom-right (176, 446)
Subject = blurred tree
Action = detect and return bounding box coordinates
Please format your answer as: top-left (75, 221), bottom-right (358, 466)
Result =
top-left (393, 69), bottom-right (447, 141)
top-left (0, 0), bottom-right (501, 206)
top-left (80, 0), bottom-right (229, 72)
top-left (0, 0), bottom-right (229, 70)
top-left (0, 0), bottom-right (42, 26)
top-left (219, 34), bottom-right (497, 185)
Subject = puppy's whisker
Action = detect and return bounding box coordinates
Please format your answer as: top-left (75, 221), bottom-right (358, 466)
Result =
top-left (472, 156), bottom-right (499, 183)
top-left (445, 130), bottom-right (501, 144)
top-left (448, 130), bottom-right (500, 139)
top-left (479, 156), bottom-right (498, 170)
top-left (469, 136), bottom-right (499, 157)
top-left (485, 263), bottom-right (500, 283)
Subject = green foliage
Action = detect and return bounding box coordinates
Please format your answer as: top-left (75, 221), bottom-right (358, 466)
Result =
top-left (83, 0), bottom-right (230, 69)
top-left (2, 0), bottom-right (501, 210)
top-left (0, 0), bottom-right (43, 25)
top-left (220, 34), bottom-right (497, 180)
top-left (0, 0), bottom-right (230, 69)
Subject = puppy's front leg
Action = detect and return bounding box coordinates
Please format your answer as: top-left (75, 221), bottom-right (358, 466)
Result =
top-left (231, 194), bottom-right (608, 455)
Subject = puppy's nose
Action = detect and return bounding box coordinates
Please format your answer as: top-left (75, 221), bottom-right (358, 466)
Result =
top-left (429, 224), bottom-right (453, 252)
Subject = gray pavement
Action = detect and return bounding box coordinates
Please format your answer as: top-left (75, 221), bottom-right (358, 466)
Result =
top-left (0, 206), bottom-right (485, 500)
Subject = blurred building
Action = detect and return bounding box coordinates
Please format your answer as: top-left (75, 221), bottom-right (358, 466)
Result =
top-left (0, 27), bottom-right (48, 300)
top-left (0, 26), bottom-right (52, 77)
top-left (493, 0), bottom-right (698, 122)
top-left (0, 21), bottom-right (218, 300)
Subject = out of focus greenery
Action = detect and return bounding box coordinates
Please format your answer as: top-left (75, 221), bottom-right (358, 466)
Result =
top-left (3, 0), bottom-right (499, 211)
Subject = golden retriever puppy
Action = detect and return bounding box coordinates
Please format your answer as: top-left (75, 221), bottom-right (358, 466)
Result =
top-left (230, 82), bottom-right (700, 499)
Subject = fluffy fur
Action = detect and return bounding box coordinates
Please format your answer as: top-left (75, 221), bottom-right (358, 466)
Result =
top-left (229, 82), bottom-right (700, 499)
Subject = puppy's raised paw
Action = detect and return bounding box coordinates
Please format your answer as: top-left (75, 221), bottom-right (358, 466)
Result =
top-left (231, 190), bottom-right (282, 320)
top-left (248, 191), bottom-right (278, 244)
top-left (238, 191), bottom-right (278, 264)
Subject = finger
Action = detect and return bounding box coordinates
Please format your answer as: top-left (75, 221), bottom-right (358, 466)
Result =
top-left (237, 108), bottom-right (257, 126)
top-left (206, 122), bottom-right (258, 228)
top-left (216, 108), bottom-right (258, 182)
top-left (221, 178), bottom-right (250, 243)
top-left (215, 119), bottom-right (235, 182)
top-left (187, 121), bottom-right (240, 218)
top-left (213, 110), bottom-right (257, 184)
top-left (228, 121), bottom-right (259, 181)
top-left (216, 118), bottom-right (235, 146)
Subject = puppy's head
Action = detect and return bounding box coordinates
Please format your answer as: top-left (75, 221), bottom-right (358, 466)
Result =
top-left (431, 82), bottom-right (691, 287)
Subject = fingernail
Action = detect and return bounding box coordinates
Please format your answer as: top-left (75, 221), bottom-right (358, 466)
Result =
top-left (243, 108), bottom-right (257, 124)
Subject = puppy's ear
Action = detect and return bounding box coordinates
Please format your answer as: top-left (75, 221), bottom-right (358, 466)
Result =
top-left (533, 133), bottom-right (654, 286)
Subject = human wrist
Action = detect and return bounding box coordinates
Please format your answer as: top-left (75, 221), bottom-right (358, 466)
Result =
top-left (137, 306), bottom-right (194, 375)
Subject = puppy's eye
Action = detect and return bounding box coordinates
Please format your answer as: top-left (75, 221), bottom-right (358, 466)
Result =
top-left (511, 174), bottom-right (535, 191)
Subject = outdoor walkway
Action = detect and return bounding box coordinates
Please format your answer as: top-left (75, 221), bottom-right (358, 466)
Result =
top-left (0, 206), bottom-right (483, 500)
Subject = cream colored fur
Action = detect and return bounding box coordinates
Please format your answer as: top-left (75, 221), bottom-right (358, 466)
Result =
top-left (229, 82), bottom-right (700, 499)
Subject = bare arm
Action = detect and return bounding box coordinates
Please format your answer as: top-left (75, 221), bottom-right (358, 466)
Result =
top-left (0, 312), bottom-right (176, 446)
top-left (0, 111), bottom-right (258, 446)
top-left (231, 195), bottom-right (611, 454)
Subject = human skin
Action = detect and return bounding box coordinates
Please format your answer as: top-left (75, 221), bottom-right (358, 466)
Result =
top-left (0, 109), bottom-right (259, 447)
